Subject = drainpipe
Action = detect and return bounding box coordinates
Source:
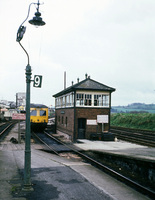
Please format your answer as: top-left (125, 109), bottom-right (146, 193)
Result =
top-left (109, 92), bottom-right (111, 132)
top-left (73, 90), bottom-right (76, 142)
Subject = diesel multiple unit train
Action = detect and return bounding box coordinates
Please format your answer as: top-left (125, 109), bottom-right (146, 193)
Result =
top-left (0, 104), bottom-right (49, 131)
top-left (30, 104), bottom-right (48, 131)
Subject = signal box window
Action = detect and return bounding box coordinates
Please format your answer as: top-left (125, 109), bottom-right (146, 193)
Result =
top-left (103, 95), bottom-right (109, 106)
top-left (94, 94), bottom-right (109, 107)
top-left (84, 94), bottom-right (92, 106)
top-left (76, 93), bottom-right (84, 106)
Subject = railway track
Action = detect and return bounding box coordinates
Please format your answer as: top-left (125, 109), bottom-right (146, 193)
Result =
top-left (32, 131), bottom-right (76, 155)
top-left (0, 122), bottom-right (15, 141)
top-left (32, 131), bottom-right (155, 199)
top-left (110, 126), bottom-right (155, 147)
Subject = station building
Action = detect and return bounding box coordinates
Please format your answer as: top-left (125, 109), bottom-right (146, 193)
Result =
top-left (53, 74), bottom-right (115, 142)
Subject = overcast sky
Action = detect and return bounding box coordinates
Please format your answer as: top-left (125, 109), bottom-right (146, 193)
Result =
top-left (0, 0), bottom-right (155, 106)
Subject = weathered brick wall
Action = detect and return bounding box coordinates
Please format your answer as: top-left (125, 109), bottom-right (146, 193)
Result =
top-left (55, 108), bottom-right (74, 139)
top-left (76, 107), bottom-right (110, 118)
top-left (55, 107), bottom-right (111, 141)
top-left (75, 108), bottom-right (110, 139)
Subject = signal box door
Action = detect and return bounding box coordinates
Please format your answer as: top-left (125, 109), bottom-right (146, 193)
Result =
top-left (78, 118), bottom-right (86, 139)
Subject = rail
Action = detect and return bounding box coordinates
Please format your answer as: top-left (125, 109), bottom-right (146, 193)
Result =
top-left (0, 122), bottom-right (15, 139)
top-left (33, 130), bottom-right (155, 199)
top-left (32, 132), bottom-right (60, 155)
top-left (110, 126), bottom-right (155, 147)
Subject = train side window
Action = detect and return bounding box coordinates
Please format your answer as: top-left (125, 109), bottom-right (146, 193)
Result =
top-left (30, 110), bottom-right (37, 116)
top-left (40, 110), bottom-right (46, 116)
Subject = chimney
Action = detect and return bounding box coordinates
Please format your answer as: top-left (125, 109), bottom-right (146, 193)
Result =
top-left (72, 81), bottom-right (74, 85)
top-left (85, 73), bottom-right (88, 79)
top-left (77, 78), bottom-right (79, 83)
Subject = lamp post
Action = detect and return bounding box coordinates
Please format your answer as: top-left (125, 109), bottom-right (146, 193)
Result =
top-left (16, 0), bottom-right (45, 190)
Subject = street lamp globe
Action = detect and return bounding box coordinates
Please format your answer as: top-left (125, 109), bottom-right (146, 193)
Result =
top-left (29, 11), bottom-right (45, 26)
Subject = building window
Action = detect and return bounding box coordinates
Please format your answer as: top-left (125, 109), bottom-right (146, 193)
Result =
top-left (66, 95), bottom-right (70, 107)
top-left (62, 96), bottom-right (66, 107)
top-left (76, 93), bottom-right (84, 106)
top-left (56, 98), bottom-right (61, 108)
top-left (55, 92), bottom-right (109, 108)
top-left (60, 97), bottom-right (63, 107)
top-left (62, 116), bottom-right (64, 125)
top-left (55, 93), bottom-right (74, 108)
top-left (84, 94), bottom-right (92, 106)
top-left (70, 93), bottom-right (74, 106)
top-left (94, 95), bottom-right (102, 106)
top-left (103, 95), bottom-right (109, 107)
top-left (65, 117), bottom-right (67, 127)
top-left (94, 94), bottom-right (109, 107)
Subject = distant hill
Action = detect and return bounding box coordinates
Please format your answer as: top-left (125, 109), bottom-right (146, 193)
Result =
top-left (111, 103), bottom-right (155, 113)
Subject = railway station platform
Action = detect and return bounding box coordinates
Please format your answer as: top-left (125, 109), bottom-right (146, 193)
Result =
top-left (75, 139), bottom-right (155, 161)
top-left (0, 123), bottom-right (152, 200)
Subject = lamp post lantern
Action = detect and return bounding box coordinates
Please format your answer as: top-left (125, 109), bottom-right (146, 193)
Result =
top-left (16, 0), bottom-right (45, 190)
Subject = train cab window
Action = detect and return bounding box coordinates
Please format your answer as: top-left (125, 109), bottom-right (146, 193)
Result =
top-left (30, 110), bottom-right (37, 116)
top-left (40, 110), bottom-right (46, 116)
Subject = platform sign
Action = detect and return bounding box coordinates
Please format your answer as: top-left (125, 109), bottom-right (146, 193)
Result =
top-left (33, 75), bottom-right (42, 88)
top-left (97, 115), bottom-right (109, 123)
top-left (12, 113), bottom-right (26, 120)
top-left (87, 120), bottom-right (97, 125)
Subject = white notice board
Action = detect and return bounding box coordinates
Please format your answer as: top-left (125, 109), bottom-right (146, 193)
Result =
top-left (97, 115), bottom-right (108, 123)
top-left (87, 120), bottom-right (97, 125)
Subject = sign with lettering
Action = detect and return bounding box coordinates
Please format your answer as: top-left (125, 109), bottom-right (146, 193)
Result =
top-left (87, 120), bottom-right (97, 125)
top-left (12, 113), bottom-right (26, 120)
top-left (97, 115), bottom-right (108, 123)
top-left (33, 75), bottom-right (42, 88)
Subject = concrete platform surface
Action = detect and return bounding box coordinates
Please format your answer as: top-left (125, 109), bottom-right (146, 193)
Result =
top-left (75, 139), bottom-right (155, 161)
top-left (0, 123), bottom-right (152, 200)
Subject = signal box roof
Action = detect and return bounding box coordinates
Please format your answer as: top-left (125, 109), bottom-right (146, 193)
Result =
top-left (53, 76), bottom-right (115, 97)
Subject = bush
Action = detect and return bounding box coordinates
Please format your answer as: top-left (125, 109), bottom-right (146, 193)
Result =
top-left (110, 113), bottom-right (155, 131)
